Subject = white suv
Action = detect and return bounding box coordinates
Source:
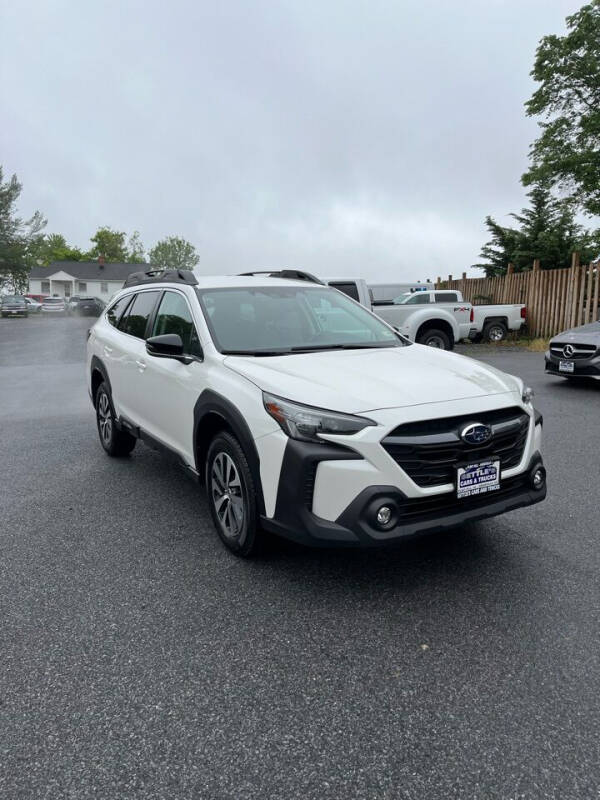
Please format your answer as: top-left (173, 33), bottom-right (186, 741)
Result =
top-left (87, 268), bottom-right (546, 556)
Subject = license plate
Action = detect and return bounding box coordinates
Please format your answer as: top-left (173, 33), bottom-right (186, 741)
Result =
top-left (457, 460), bottom-right (500, 499)
top-left (559, 360), bottom-right (575, 373)
top-left (11, 310), bottom-right (17, 314)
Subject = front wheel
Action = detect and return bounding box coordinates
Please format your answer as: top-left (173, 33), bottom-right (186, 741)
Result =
top-left (417, 328), bottom-right (452, 350)
top-left (206, 432), bottom-right (261, 557)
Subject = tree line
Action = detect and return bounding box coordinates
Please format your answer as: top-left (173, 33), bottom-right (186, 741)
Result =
top-left (0, 167), bottom-right (199, 291)
top-left (475, 1), bottom-right (600, 276)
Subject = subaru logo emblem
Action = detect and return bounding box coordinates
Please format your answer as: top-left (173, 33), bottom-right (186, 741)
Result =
top-left (563, 344), bottom-right (574, 358)
top-left (461, 423), bottom-right (492, 445)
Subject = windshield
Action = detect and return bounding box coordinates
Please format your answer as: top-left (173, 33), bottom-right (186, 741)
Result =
top-left (197, 285), bottom-right (406, 355)
top-left (44, 298), bottom-right (63, 304)
top-left (2, 295), bottom-right (25, 302)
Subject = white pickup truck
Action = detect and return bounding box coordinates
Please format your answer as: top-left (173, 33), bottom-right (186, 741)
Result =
top-left (323, 279), bottom-right (471, 349)
top-left (323, 279), bottom-right (527, 348)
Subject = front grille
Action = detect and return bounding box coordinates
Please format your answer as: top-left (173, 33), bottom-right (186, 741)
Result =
top-left (395, 474), bottom-right (530, 521)
top-left (550, 342), bottom-right (597, 359)
top-left (382, 406), bottom-right (529, 488)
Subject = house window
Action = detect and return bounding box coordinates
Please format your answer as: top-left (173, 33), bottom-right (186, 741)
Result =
top-left (78, 281), bottom-right (87, 292)
top-left (41, 281), bottom-right (50, 293)
top-left (100, 282), bottom-right (108, 293)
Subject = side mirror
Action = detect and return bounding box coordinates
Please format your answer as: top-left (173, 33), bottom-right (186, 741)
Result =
top-left (146, 334), bottom-right (192, 363)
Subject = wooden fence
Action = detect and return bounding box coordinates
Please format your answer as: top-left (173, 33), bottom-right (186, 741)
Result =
top-left (436, 255), bottom-right (600, 339)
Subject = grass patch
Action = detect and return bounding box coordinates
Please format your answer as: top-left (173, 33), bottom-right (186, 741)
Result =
top-left (459, 335), bottom-right (550, 351)
top-left (523, 337), bottom-right (550, 352)
top-left (490, 336), bottom-right (549, 351)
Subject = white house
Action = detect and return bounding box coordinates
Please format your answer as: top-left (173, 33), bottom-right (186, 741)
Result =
top-left (28, 259), bottom-right (149, 301)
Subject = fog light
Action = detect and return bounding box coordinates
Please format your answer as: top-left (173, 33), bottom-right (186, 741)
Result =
top-left (376, 506), bottom-right (392, 526)
top-left (532, 467), bottom-right (545, 490)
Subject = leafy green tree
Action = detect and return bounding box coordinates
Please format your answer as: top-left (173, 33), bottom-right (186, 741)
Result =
top-left (474, 185), bottom-right (599, 276)
top-left (88, 226), bottom-right (129, 262)
top-left (149, 236), bottom-right (199, 270)
top-left (29, 233), bottom-right (84, 266)
top-left (0, 166), bottom-right (46, 290)
top-left (127, 231), bottom-right (146, 263)
top-left (523, 1), bottom-right (600, 215)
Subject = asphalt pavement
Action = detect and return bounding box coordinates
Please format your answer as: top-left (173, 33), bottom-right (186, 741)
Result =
top-left (1, 316), bottom-right (599, 800)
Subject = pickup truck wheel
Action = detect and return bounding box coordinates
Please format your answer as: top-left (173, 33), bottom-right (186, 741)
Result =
top-left (483, 321), bottom-right (507, 342)
top-left (206, 432), bottom-right (261, 557)
top-left (95, 382), bottom-right (136, 457)
top-left (417, 329), bottom-right (451, 350)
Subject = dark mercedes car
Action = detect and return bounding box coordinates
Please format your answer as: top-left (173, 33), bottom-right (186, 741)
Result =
top-left (545, 319), bottom-right (600, 380)
top-left (1, 295), bottom-right (29, 318)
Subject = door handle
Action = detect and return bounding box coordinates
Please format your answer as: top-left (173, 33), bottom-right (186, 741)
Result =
top-left (104, 346), bottom-right (113, 356)
top-left (136, 359), bottom-right (147, 372)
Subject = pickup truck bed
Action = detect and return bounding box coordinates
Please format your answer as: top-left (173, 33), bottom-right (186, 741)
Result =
top-left (470, 304), bottom-right (527, 342)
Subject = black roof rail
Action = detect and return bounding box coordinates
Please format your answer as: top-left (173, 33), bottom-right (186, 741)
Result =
top-left (123, 268), bottom-right (198, 288)
top-left (237, 269), bottom-right (324, 285)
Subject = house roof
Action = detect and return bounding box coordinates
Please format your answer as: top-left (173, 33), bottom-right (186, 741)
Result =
top-left (29, 261), bottom-right (149, 281)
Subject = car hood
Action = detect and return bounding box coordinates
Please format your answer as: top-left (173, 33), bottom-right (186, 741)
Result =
top-left (224, 345), bottom-right (521, 413)
top-left (551, 321), bottom-right (600, 343)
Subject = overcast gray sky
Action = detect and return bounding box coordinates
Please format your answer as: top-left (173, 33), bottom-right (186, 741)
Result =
top-left (1, 0), bottom-right (581, 280)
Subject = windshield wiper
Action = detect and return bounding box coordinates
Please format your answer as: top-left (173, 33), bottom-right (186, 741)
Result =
top-left (290, 343), bottom-right (397, 352)
top-left (222, 349), bottom-right (292, 357)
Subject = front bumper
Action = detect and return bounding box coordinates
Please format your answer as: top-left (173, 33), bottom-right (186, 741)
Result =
top-left (545, 351), bottom-right (600, 378)
top-left (260, 438), bottom-right (547, 548)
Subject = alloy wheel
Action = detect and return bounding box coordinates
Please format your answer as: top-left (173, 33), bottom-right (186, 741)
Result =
top-left (97, 392), bottom-right (113, 445)
top-left (211, 452), bottom-right (244, 539)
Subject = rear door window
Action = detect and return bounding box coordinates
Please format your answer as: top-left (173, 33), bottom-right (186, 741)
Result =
top-left (329, 282), bottom-right (360, 302)
top-left (434, 292), bottom-right (458, 303)
top-left (118, 291), bottom-right (160, 339)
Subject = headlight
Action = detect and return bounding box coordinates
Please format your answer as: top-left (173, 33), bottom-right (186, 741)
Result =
top-left (522, 386), bottom-right (534, 404)
top-left (263, 392), bottom-right (376, 442)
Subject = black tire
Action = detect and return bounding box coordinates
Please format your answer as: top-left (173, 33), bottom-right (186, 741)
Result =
top-left (417, 328), bottom-right (452, 350)
top-left (206, 431), bottom-right (261, 557)
top-left (483, 321), bottom-right (507, 343)
top-left (95, 381), bottom-right (136, 457)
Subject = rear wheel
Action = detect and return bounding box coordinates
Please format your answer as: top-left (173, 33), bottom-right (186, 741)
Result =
top-left (417, 328), bottom-right (452, 350)
top-left (95, 382), bottom-right (136, 457)
top-left (206, 432), bottom-right (261, 557)
top-left (483, 321), bottom-right (507, 342)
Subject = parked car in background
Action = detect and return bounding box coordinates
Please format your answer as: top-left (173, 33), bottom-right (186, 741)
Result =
top-left (87, 267), bottom-right (546, 557)
top-left (323, 278), bottom-right (471, 349)
top-left (545, 317), bottom-right (600, 380)
top-left (324, 280), bottom-right (527, 346)
top-left (66, 295), bottom-right (81, 314)
top-left (42, 297), bottom-right (66, 314)
top-left (391, 290), bottom-right (527, 343)
top-left (75, 297), bottom-right (105, 317)
top-left (25, 293), bottom-right (49, 304)
top-left (469, 302), bottom-right (527, 342)
top-left (24, 297), bottom-right (43, 313)
top-left (1, 295), bottom-right (29, 318)
top-left (370, 281), bottom-right (434, 303)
